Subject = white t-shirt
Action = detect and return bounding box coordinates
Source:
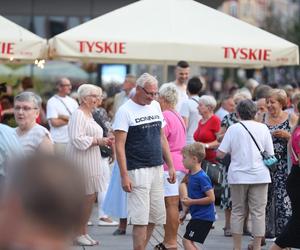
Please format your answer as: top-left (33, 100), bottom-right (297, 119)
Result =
top-left (218, 120), bottom-right (273, 184)
top-left (113, 99), bottom-right (165, 170)
top-left (161, 82), bottom-right (188, 112)
top-left (180, 95), bottom-right (202, 145)
top-left (215, 107), bottom-right (229, 121)
top-left (46, 95), bottom-right (78, 143)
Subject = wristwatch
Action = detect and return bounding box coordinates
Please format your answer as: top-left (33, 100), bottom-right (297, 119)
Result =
top-left (205, 144), bottom-right (209, 149)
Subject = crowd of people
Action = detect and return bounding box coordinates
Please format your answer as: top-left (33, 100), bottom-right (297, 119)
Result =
top-left (0, 60), bottom-right (300, 250)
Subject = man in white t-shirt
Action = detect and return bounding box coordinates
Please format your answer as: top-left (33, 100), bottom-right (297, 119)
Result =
top-left (215, 95), bottom-right (235, 121)
top-left (46, 78), bottom-right (78, 154)
top-left (161, 61), bottom-right (190, 112)
top-left (112, 74), bottom-right (136, 115)
top-left (113, 73), bottom-right (176, 250)
top-left (180, 77), bottom-right (203, 145)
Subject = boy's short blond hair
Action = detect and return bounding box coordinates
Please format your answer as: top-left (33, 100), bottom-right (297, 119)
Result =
top-left (182, 142), bottom-right (206, 163)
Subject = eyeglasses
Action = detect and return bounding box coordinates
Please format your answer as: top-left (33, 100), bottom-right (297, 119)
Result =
top-left (141, 87), bottom-right (159, 98)
top-left (14, 106), bottom-right (38, 112)
top-left (60, 84), bottom-right (72, 87)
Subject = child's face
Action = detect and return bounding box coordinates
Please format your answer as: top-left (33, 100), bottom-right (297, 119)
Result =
top-left (182, 153), bottom-right (196, 170)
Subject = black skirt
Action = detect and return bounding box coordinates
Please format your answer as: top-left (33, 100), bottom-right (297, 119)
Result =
top-left (275, 165), bottom-right (300, 248)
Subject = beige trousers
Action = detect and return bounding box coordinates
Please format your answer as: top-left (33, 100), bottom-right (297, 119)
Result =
top-left (230, 183), bottom-right (268, 236)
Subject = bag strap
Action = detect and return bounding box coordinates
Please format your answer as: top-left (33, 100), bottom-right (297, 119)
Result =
top-left (169, 109), bottom-right (186, 131)
top-left (239, 122), bottom-right (263, 155)
top-left (290, 141), bottom-right (299, 162)
top-left (54, 95), bottom-right (72, 115)
top-left (190, 97), bottom-right (199, 104)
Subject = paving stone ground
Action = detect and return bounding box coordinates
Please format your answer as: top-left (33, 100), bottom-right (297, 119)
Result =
top-left (72, 206), bottom-right (278, 250)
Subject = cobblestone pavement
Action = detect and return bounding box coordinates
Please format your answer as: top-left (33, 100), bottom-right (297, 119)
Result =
top-left (72, 206), bottom-right (276, 250)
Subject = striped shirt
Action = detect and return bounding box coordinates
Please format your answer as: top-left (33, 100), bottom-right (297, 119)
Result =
top-left (66, 109), bottom-right (104, 195)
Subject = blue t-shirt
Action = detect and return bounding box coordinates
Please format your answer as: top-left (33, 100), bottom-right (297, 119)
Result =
top-left (188, 169), bottom-right (215, 222)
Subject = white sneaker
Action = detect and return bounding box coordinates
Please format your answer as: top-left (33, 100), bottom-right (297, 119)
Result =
top-left (87, 221), bottom-right (93, 226)
top-left (85, 234), bottom-right (99, 245)
top-left (76, 235), bottom-right (93, 246)
top-left (98, 218), bottom-right (119, 226)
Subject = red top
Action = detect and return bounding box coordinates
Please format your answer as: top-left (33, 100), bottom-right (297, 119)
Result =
top-left (194, 114), bottom-right (221, 162)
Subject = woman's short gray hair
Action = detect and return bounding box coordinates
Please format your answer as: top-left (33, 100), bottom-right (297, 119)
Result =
top-left (136, 73), bottom-right (158, 87)
top-left (236, 99), bottom-right (257, 120)
top-left (14, 91), bottom-right (42, 108)
top-left (77, 84), bottom-right (102, 103)
top-left (198, 95), bottom-right (217, 110)
top-left (159, 84), bottom-right (178, 108)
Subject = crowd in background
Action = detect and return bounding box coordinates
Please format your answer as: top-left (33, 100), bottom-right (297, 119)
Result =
top-left (0, 60), bottom-right (300, 250)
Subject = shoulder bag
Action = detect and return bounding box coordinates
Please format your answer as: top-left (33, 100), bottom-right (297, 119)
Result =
top-left (239, 122), bottom-right (278, 172)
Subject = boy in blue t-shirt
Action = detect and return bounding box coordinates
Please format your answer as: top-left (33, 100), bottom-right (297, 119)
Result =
top-left (179, 142), bottom-right (215, 250)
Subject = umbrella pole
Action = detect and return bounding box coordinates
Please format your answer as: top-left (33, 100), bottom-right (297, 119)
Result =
top-left (162, 63), bottom-right (168, 83)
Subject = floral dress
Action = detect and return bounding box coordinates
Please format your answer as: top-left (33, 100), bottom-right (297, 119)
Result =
top-left (264, 115), bottom-right (292, 237)
top-left (220, 112), bottom-right (239, 210)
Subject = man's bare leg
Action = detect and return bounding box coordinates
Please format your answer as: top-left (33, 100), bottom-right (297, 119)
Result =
top-left (132, 225), bottom-right (147, 250)
top-left (145, 223), bottom-right (155, 248)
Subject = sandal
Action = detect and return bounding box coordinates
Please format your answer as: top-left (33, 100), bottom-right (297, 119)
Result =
top-left (223, 227), bottom-right (232, 237)
top-left (154, 243), bottom-right (167, 250)
top-left (113, 228), bottom-right (126, 236)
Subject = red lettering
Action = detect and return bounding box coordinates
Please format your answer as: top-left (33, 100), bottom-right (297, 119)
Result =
top-left (104, 42), bottom-right (113, 53)
top-left (119, 42), bottom-right (126, 54)
top-left (0, 42), bottom-right (15, 55)
top-left (77, 40), bottom-right (127, 54)
top-left (240, 48), bottom-right (248, 60)
top-left (248, 49), bottom-right (257, 60)
top-left (223, 47), bottom-right (230, 58)
top-left (77, 41), bottom-right (86, 52)
top-left (222, 47), bottom-right (272, 62)
top-left (95, 42), bottom-right (103, 53)
top-left (231, 47), bottom-right (240, 59)
top-left (263, 49), bottom-right (271, 61)
top-left (86, 41), bottom-right (94, 53)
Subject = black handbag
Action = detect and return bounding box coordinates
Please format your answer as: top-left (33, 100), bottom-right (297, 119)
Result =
top-left (239, 122), bottom-right (278, 172)
top-left (202, 160), bottom-right (224, 185)
top-left (99, 145), bottom-right (113, 158)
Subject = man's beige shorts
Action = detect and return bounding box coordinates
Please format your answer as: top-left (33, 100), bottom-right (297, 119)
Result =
top-left (127, 166), bottom-right (166, 225)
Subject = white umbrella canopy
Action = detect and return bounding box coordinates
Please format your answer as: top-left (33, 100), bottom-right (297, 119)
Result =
top-left (49, 0), bottom-right (299, 68)
top-left (0, 15), bottom-right (47, 63)
top-left (12, 61), bottom-right (89, 81)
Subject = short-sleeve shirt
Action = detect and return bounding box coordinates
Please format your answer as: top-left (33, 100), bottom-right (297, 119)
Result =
top-left (188, 170), bottom-right (215, 222)
top-left (193, 115), bottom-right (221, 162)
top-left (162, 110), bottom-right (186, 173)
top-left (46, 95), bottom-right (78, 143)
top-left (113, 99), bottom-right (165, 171)
top-left (218, 121), bottom-right (272, 184)
top-left (180, 95), bottom-right (202, 145)
top-left (16, 124), bottom-right (52, 155)
top-left (291, 126), bottom-right (300, 165)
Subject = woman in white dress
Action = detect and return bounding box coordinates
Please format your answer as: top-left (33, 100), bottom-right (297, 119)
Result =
top-left (66, 84), bottom-right (113, 246)
top-left (14, 91), bottom-right (53, 154)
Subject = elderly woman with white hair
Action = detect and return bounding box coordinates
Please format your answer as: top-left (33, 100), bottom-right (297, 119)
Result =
top-left (155, 84), bottom-right (187, 250)
top-left (194, 95), bottom-right (221, 163)
top-left (66, 84), bottom-right (113, 246)
top-left (14, 91), bottom-right (53, 154)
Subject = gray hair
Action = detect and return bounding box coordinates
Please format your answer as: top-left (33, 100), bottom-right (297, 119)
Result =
top-left (77, 84), bottom-right (102, 103)
top-left (233, 90), bottom-right (252, 104)
top-left (159, 84), bottom-right (178, 107)
top-left (136, 73), bottom-right (158, 87)
top-left (236, 99), bottom-right (257, 120)
top-left (198, 95), bottom-right (217, 110)
top-left (14, 91), bottom-right (42, 108)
